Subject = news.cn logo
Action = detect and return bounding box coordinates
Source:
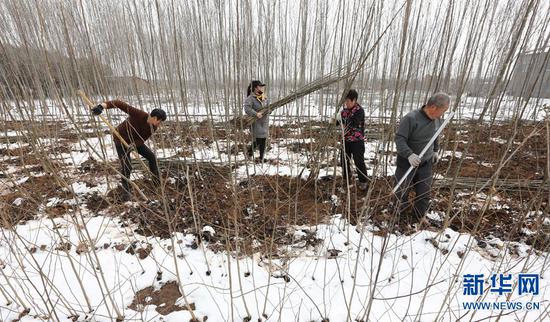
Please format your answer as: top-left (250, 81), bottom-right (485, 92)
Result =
top-left (462, 273), bottom-right (541, 311)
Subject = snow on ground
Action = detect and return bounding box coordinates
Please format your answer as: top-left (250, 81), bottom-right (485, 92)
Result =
top-left (490, 137), bottom-right (508, 145)
top-left (0, 142), bottom-right (29, 150)
top-left (1, 125), bottom-right (402, 192)
top-left (0, 131), bottom-right (21, 137)
top-left (0, 213), bottom-right (547, 322)
top-left (1, 93), bottom-right (548, 321)
top-left (2, 92), bottom-right (548, 123)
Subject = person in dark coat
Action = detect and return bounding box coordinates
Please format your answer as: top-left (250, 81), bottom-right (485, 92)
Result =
top-left (339, 89), bottom-right (368, 190)
top-left (394, 92), bottom-right (449, 223)
top-left (91, 100), bottom-right (166, 201)
top-left (243, 80), bottom-right (270, 162)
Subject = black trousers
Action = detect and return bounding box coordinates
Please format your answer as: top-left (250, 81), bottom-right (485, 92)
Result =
top-left (394, 156), bottom-right (433, 219)
top-left (248, 138), bottom-right (267, 160)
top-left (341, 141), bottom-right (368, 183)
top-left (115, 143), bottom-right (159, 194)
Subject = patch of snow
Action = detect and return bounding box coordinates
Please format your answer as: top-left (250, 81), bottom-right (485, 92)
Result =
top-left (521, 227), bottom-right (536, 236)
top-left (1, 130), bottom-right (22, 137)
top-left (16, 176), bottom-right (29, 184)
top-left (202, 226), bottom-right (215, 235)
top-left (88, 183), bottom-right (110, 194)
top-left (293, 229), bottom-right (307, 239)
top-left (12, 197), bottom-right (24, 206)
top-left (475, 192), bottom-right (501, 202)
top-left (63, 198), bottom-right (79, 206)
top-left (318, 167), bottom-right (339, 178)
top-left (6, 215), bottom-right (546, 321)
top-left (46, 197), bottom-right (60, 207)
top-left (490, 137), bottom-right (508, 144)
top-left (426, 211), bottom-right (443, 222)
top-left (330, 195), bottom-right (340, 206)
top-left (526, 210), bottom-right (543, 218)
top-left (487, 237), bottom-right (504, 249)
top-left (514, 243), bottom-right (530, 257)
top-left (433, 173), bottom-right (444, 179)
top-left (70, 182), bottom-right (90, 194)
top-left (442, 150), bottom-right (463, 158)
top-left (0, 142), bottom-right (29, 150)
top-left (234, 162), bottom-right (310, 180)
top-left (487, 247), bottom-right (502, 258)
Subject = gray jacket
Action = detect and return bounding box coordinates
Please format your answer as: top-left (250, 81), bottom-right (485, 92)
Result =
top-left (395, 107), bottom-right (441, 162)
top-left (244, 94), bottom-right (270, 138)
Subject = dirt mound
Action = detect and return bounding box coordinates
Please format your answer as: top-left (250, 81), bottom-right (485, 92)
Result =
top-left (85, 193), bottom-right (111, 213)
top-left (438, 121), bottom-right (547, 179)
top-left (0, 193), bottom-right (37, 227)
top-left (114, 165), bottom-right (335, 253)
top-left (0, 174), bottom-right (71, 227)
top-left (105, 167), bottom-right (548, 254)
top-left (128, 281), bottom-right (194, 315)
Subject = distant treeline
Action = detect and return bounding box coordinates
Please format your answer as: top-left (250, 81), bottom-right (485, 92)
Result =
top-left (0, 44), bottom-right (525, 101)
top-left (0, 44), bottom-right (112, 99)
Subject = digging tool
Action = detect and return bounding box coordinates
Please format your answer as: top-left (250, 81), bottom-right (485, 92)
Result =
top-left (392, 111), bottom-right (456, 194)
top-left (77, 90), bottom-right (149, 201)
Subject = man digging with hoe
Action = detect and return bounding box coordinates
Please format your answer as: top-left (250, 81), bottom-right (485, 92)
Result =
top-left (92, 100), bottom-right (167, 201)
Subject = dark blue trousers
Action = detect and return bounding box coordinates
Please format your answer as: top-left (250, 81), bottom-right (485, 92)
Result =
top-left (394, 156), bottom-right (433, 219)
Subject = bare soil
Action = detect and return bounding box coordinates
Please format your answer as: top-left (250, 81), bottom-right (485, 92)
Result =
top-left (128, 281), bottom-right (194, 315)
top-left (1, 120), bottom-right (547, 254)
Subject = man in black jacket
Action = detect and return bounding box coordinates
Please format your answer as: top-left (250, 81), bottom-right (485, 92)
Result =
top-left (340, 89), bottom-right (368, 190)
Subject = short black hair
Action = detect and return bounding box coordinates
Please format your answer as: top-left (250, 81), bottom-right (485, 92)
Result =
top-left (150, 108), bottom-right (167, 121)
top-left (247, 80), bottom-right (266, 96)
top-left (345, 89), bottom-right (358, 101)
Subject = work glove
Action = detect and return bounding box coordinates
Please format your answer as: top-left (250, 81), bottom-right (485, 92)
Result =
top-left (92, 104), bottom-right (104, 115)
top-left (432, 152), bottom-right (440, 164)
top-left (408, 153), bottom-right (421, 167)
top-left (335, 111), bottom-right (342, 125)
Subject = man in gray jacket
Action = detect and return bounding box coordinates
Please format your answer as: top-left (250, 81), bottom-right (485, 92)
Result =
top-left (244, 80), bottom-right (270, 162)
top-left (394, 92), bottom-right (450, 223)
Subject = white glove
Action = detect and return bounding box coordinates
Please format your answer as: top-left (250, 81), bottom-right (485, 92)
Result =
top-left (408, 153), bottom-right (421, 167)
top-left (336, 111), bottom-right (342, 124)
top-left (432, 152), bottom-right (440, 164)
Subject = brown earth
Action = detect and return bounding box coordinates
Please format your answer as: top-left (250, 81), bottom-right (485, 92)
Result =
top-left (438, 121), bottom-right (547, 179)
top-left (128, 281), bottom-right (195, 315)
top-left (0, 120), bottom-right (547, 253)
top-left (109, 167), bottom-right (547, 254)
